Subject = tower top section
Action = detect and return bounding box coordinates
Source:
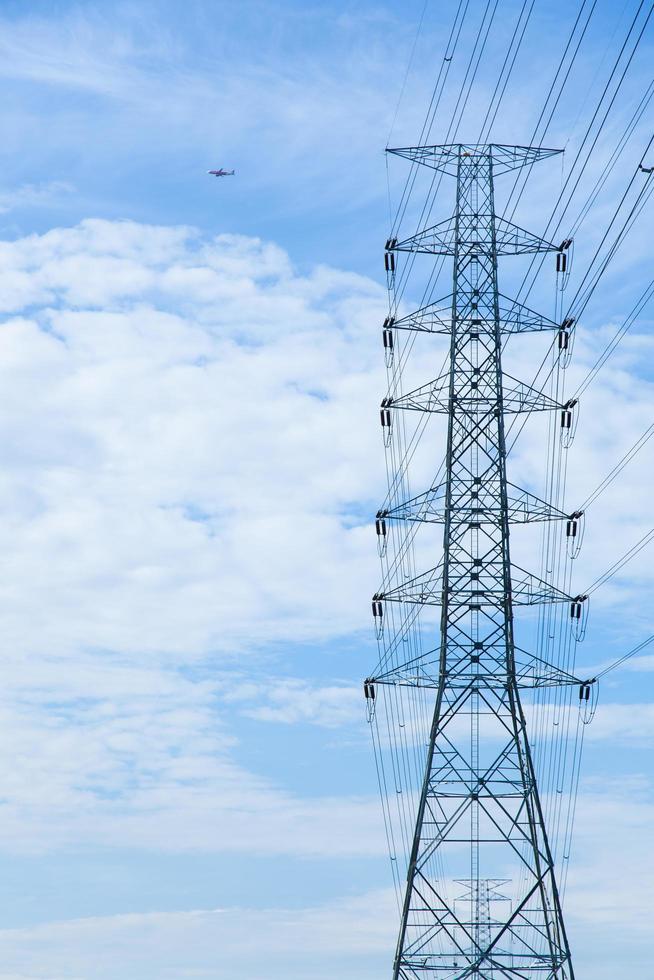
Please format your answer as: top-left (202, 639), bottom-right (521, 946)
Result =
top-left (386, 142), bottom-right (562, 177)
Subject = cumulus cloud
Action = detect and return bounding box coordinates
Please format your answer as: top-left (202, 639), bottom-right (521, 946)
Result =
top-left (0, 218), bottom-right (392, 857)
top-left (0, 218), bottom-right (387, 662)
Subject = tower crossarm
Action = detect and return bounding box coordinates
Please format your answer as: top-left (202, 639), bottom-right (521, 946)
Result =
top-left (378, 563), bottom-right (574, 608)
top-left (390, 293), bottom-right (560, 335)
top-left (380, 480), bottom-right (569, 525)
top-left (386, 142), bottom-right (562, 176)
top-left (391, 216), bottom-right (558, 256)
top-left (385, 372), bottom-right (564, 414)
top-left (371, 646), bottom-right (590, 692)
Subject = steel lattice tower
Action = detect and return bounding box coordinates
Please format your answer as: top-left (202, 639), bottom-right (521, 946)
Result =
top-left (455, 879), bottom-right (511, 959)
top-left (370, 145), bottom-right (588, 979)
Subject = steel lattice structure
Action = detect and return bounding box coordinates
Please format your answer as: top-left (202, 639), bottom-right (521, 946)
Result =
top-left (369, 145), bottom-right (588, 979)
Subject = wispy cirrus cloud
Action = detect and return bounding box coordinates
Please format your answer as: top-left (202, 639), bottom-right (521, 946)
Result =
top-left (0, 888), bottom-right (398, 980)
top-left (0, 181), bottom-right (73, 215)
top-left (222, 677), bottom-right (362, 727)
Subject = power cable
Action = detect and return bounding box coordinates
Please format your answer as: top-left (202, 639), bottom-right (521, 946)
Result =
top-left (593, 632), bottom-right (654, 679)
top-left (386, 0), bottom-right (431, 148)
top-left (585, 525), bottom-right (654, 595)
top-left (572, 276), bottom-right (654, 400)
top-left (579, 418), bottom-right (654, 512)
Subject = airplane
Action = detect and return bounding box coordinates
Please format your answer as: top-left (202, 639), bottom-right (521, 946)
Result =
top-left (208, 168), bottom-right (235, 177)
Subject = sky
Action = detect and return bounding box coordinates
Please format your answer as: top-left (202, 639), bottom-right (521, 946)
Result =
top-left (0, 0), bottom-right (650, 977)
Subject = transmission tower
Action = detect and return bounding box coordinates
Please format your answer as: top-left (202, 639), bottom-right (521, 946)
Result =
top-left (455, 879), bottom-right (511, 962)
top-left (368, 145), bottom-right (590, 978)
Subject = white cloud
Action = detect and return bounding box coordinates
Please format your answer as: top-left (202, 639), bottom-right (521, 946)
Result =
top-left (565, 777), bottom-right (654, 929)
top-left (0, 181), bottom-right (73, 215)
top-left (0, 652), bottom-right (385, 857)
top-left (576, 700), bottom-right (654, 744)
top-left (0, 7), bottom-right (405, 213)
top-left (0, 219), bottom-right (387, 663)
top-left (0, 889), bottom-right (397, 980)
top-left (0, 218), bottom-right (394, 857)
top-left (529, 699), bottom-right (654, 747)
top-left (222, 677), bottom-right (362, 727)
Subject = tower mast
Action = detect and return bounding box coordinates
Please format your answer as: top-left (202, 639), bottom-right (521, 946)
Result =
top-left (369, 144), bottom-right (586, 978)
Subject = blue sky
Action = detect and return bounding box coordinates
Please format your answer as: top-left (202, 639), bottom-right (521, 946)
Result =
top-left (0, 1), bottom-right (650, 978)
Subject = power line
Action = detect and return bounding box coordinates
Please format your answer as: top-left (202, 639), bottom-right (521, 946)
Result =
top-left (572, 275), bottom-right (654, 400)
top-left (386, 0), bottom-right (431, 148)
top-left (586, 526), bottom-right (654, 595)
top-left (593, 632), bottom-right (654, 680)
top-left (580, 418), bottom-right (654, 511)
